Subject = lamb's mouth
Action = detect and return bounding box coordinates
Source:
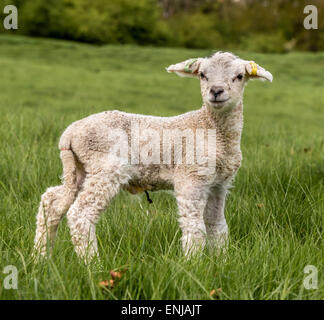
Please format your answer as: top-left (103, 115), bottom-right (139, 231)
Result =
top-left (209, 98), bottom-right (230, 107)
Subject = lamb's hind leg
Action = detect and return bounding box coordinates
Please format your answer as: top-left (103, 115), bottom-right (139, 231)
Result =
top-left (66, 172), bottom-right (123, 263)
top-left (34, 185), bottom-right (75, 256)
top-left (34, 149), bottom-right (81, 257)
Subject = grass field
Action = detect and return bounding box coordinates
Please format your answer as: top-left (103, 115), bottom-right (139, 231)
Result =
top-left (0, 35), bottom-right (323, 300)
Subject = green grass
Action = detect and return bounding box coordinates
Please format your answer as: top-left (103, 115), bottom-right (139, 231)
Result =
top-left (0, 35), bottom-right (323, 300)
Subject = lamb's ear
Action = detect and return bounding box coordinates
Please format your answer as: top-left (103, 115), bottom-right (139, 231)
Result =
top-left (166, 58), bottom-right (202, 78)
top-left (245, 61), bottom-right (273, 82)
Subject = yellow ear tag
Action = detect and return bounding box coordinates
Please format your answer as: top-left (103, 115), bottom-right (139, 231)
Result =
top-left (250, 62), bottom-right (258, 76)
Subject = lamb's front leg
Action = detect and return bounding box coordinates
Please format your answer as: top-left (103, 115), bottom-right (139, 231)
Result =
top-left (203, 185), bottom-right (229, 252)
top-left (175, 182), bottom-right (209, 256)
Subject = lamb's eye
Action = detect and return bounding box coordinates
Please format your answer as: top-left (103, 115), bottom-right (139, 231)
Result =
top-left (232, 73), bottom-right (243, 82)
top-left (200, 72), bottom-right (207, 80)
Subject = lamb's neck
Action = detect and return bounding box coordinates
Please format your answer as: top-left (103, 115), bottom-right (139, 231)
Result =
top-left (202, 102), bottom-right (243, 154)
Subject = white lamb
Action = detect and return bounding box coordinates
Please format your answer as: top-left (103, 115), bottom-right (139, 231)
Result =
top-left (33, 51), bottom-right (273, 262)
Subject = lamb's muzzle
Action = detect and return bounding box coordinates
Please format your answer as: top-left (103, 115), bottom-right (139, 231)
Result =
top-left (33, 51), bottom-right (273, 262)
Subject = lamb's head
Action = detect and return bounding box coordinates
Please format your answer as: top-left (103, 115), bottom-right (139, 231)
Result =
top-left (167, 51), bottom-right (273, 110)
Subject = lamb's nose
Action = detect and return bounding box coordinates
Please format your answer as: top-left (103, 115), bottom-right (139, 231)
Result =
top-left (210, 86), bottom-right (224, 98)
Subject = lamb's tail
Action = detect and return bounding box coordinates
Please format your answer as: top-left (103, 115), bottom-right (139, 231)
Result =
top-left (60, 149), bottom-right (78, 202)
top-left (59, 125), bottom-right (79, 203)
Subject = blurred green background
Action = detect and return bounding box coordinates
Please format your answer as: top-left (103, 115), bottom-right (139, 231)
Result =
top-left (0, 0), bottom-right (323, 53)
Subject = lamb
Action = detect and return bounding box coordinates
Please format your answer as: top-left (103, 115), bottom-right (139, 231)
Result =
top-left (33, 51), bottom-right (273, 262)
